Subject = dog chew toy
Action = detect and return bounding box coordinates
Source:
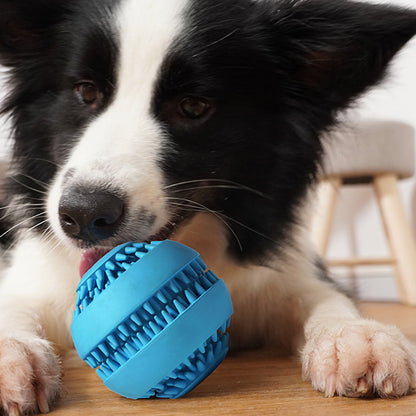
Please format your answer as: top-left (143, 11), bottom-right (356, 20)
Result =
top-left (71, 240), bottom-right (233, 399)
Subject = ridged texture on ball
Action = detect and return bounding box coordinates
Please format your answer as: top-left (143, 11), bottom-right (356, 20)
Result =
top-left (71, 240), bottom-right (233, 399)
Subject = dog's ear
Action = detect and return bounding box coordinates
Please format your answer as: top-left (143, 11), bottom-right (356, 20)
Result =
top-left (0, 0), bottom-right (67, 64)
top-left (268, 0), bottom-right (416, 111)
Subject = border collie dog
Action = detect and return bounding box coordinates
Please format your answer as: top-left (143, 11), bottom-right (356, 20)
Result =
top-left (0, 0), bottom-right (415, 414)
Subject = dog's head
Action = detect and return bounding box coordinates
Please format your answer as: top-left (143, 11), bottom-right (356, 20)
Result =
top-left (1, 0), bottom-right (415, 261)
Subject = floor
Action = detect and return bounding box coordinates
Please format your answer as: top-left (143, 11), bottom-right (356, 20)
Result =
top-left (53, 303), bottom-right (416, 416)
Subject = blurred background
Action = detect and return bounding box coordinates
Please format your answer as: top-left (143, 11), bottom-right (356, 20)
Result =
top-left (0, 0), bottom-right (415, 301)
top-left (326, 0), bottom-right (416, 301)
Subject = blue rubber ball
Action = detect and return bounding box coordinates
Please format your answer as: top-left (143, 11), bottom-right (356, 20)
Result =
top-left (71, 240), bottom-right (233, 399)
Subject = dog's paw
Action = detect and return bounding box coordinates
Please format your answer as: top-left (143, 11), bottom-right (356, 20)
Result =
top-left (302, 319), bottom-right (416, 398)
top-left (0, 337), bottom-right (61, 415)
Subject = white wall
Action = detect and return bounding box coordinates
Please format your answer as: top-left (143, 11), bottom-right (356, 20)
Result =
top-left (0, 1), bottom-right (415, 300)
top-left (327, 0), bottom-right (416, 301)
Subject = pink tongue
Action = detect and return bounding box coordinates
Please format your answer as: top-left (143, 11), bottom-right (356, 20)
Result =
top-left (79, 248), bottom-right (111, 278)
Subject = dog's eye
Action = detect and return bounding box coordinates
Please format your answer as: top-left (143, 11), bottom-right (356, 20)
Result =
top-left (157, 96), bottom-right (215, 128)
top-left (74, 81), bottom-right (104, 111)
top-left (179, 97), bottom-right (211, 119)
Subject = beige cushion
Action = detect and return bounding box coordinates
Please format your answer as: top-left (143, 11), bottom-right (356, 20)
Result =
top-left (320, 120), bottom-right (415, 183)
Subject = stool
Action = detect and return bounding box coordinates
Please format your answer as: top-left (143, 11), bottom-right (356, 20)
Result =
top-left (310, 120), bottom-right (416, 306)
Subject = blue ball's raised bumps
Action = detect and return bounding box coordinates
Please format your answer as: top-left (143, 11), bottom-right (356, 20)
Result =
top-left (71, 240), bottom-right (233, 399)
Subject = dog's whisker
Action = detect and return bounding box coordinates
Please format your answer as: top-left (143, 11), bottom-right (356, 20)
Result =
top-left (166, 178), bottom-right (249, 188)
top-left (40, 228), bottom-right (58, 248)
top-left (0, 203), bottom-right (45, 212)
top-left (166, 197), bottom-right (209, 209)
top-left (168, 195), bottom-right (277, 245)
top-left (0, 212), bottom-right (46, 239)
top-left (191, 28), bottom-right (239, 58)
top-left (15, 173), bottom-right (50, 189)
top-left (26, 198), bottom-right (47, 204)
top-left (27, 219), bottom-right (49, 234)
top-left (40, 225), bottom-right (53, 242)
top-left (10, 176), bottom-right (48, 195)
top-left (218, 212), bottom-right (278, 244)
top-left (167, 196), bottom-right (243, 252)
top-left (35, 224), bottom-right (64, 258)
top-left (0, 202), bottom-right (46, 222)
top-left (167, 201), bottom-right (207, 212)
top-left (165, 179), bottom-right (269, 198)
top-left (0, 211), bottom-right (34, 222)
top-left (42, 238), bottom-right (63, 259)
top-left (0, 205), bottom-right (44, 221)
top-left (169, 185), bottom-right (270, 197)
top-left (48, 239), bottom-right (65, 258)
top-left (26, 157), bottom-right (63, 169)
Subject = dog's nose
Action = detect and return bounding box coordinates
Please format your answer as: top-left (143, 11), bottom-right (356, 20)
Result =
top-left (58, 187), bottom-right (125, 243)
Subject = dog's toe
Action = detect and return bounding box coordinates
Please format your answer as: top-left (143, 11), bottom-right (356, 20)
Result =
top-left (302, 319), bottom-right (416, 398)
top-left (0, 337), bottom-right (61, 415)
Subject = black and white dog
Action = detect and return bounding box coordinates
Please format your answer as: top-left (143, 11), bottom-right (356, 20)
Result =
top-left (0, 0), bottom-right (415, 414)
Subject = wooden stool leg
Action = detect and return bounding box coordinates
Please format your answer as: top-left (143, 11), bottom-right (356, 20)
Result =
top-left (310, 176), bottom-right (341, 256)
top-left (373, 173), bottom-right (416, 306)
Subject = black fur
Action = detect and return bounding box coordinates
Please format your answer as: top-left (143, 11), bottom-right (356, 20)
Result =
top-left (0, 0), bottom-right (119, 246)
top-left (156, 0), bottom-right (416, 261)
top-left (0, 0), bottom-right (415, 263)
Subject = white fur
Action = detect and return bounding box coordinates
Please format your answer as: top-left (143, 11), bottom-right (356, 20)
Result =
top-left (47, 0), bottom-right (190, 247)
top-left (0, 234), bottom-right (76, 413)
top-left (0, 0), bottom-right (415, 413)
top-left (0, 336), bottom-right (60, 414)
top-left (302, 317), bottom-right (416, 398)
top-left (0, 235), bottom-right (80, 347)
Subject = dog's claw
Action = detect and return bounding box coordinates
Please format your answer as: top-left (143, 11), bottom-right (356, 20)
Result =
top-left (357, 377), bottom-right (368, 395)
top-left (383, 379), bottom-right (394, 396)
top-left (324, 374), bottom-right (337, 398)
top-left (36, 389), bottom-right (50, 414)
top-left (7, 403), bottom-right (20, 416)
